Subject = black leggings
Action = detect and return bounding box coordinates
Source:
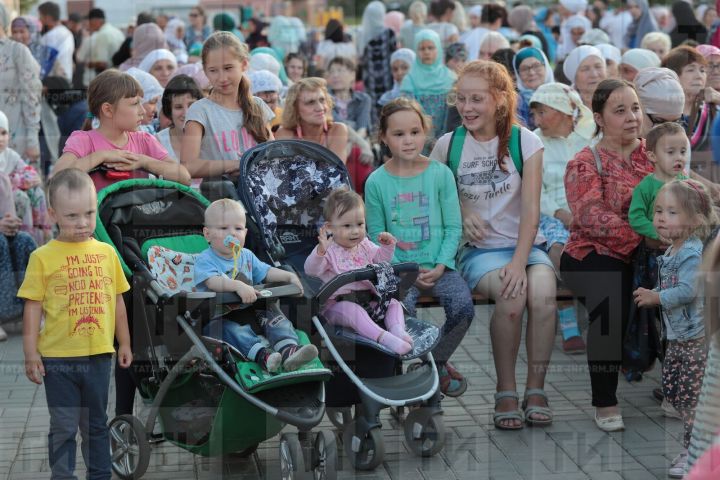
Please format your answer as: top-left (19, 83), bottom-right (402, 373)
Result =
top-left (561, 251), bottom-right (633, 408)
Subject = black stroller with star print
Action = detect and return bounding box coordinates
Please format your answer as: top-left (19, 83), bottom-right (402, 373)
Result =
top-left (237, 139), bottom-right (446, 471)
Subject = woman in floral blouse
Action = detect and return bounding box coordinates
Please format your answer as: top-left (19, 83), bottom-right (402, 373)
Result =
top-left (561, 78), bottom-right (654, 432)
top-left (0, 5), bottom-right (42, 165)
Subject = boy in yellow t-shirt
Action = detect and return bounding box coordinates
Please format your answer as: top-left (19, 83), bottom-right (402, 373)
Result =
top-left (17, 168), bottom-right (132, 480)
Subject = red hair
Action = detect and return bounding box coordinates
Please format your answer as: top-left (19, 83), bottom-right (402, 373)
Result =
top-left (456, 60), bottom-right (519, 173)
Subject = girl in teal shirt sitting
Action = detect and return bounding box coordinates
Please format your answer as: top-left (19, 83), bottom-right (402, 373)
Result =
top-left (365, 97), bottom-right (474, 397)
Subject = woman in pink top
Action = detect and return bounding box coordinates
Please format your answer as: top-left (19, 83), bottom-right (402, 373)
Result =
top-left (53, 70), bottom-right (190, 190)
top-left (304, 188), bottom-right (413, 354)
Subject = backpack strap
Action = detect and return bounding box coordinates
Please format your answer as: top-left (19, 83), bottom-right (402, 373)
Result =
top-left (509, 124), bottom-right (523, 177)
top-left (590, 145), bottom-right (602, 175)
top-left (447, 126), bottom-right (467, 178)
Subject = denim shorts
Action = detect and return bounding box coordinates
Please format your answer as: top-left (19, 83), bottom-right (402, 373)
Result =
top-left (458, 244), bottom-right (556, 290)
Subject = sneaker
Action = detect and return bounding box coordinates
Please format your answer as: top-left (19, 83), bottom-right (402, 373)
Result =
top-left (662, 399), bottom-right (682, 420)
top-left (256, 348), bottom-right (282, 373)
top-left (668, 450), bottom-right (688, 479)
top-left (562, 336), bottom-right (586, 354)
top-left (0, 325), bottom-right (7, 342)
top-left (281, 344), bottom-right (318, 372)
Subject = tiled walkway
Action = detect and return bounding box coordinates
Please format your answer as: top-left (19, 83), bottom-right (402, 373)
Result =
top-left (0, 305), bottom-right (682, 479)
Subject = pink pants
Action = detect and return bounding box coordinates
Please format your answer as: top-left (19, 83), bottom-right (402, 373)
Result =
top-left (323, 298), bottom-right (405, 342)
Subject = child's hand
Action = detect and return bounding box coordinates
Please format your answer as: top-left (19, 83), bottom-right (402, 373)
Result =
top-left (117, 344), bottom-right (133, 368)
top-left (633, 287), bottom-right (660, 307)
top-left (377, 232), bottom-right (396, 245)
top-left (317, 224), bottom-right (333, 255)
top-left (417, 265), bottom-right (445, 289)
top-left (24, 352), bottom-right (44, 385)
top-left (236, 282), bottom-right (259, 303)
top-left (288, 274), bottom-right (304, 296)
top-left (104, 151), bottom-right (146, 171)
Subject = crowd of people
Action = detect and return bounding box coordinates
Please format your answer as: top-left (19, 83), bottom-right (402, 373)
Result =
top-left (5, 0), bottom-right (720, 478)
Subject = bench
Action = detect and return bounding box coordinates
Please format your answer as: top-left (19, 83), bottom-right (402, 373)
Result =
top-left (414, 287), bottom-right (574, 308)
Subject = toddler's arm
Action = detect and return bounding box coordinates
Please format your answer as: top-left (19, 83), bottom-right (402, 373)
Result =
top-left (205, 276), bottom-right (259, 304)
top-left (115, 294), bottom-right (133, 368)
top-left (264, 267), bottom-right (304, 295)
top-left (373, 233), bottom-right (396, 263)
top-left (304, 245), bottom-right (331, 277)
top-left (22, 300), bottom-right (44, 385)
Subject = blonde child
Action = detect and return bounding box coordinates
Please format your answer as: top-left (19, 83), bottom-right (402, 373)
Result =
top-left (304, 187), bottom-right (414, 355)
top-left (18, 169), bottom-right (132, 479)
top-left (365, 97), bottom-right (474, 396)
top-left (181, 32), bottom-right (275, 178)
top-left (634, 179), bottom-right (717, 479)
top-left (53, 69), bottom-right (191, 191)
top-left (194, 199), bottom-right (317, 373)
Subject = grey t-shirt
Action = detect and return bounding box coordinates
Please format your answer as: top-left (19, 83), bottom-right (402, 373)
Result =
top-left (185, 96), bottom-right (274, 161)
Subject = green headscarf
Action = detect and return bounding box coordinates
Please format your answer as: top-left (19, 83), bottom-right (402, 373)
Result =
top-left (251, 47), bottom-right (289, 85)
top-left (400, 29), bottom-right (456, 96)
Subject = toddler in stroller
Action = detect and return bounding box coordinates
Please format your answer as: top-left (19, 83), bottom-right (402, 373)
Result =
top-left (195, 198), bottom-right (318, 372)
top-left (304, 187), bottom-right (414, 354)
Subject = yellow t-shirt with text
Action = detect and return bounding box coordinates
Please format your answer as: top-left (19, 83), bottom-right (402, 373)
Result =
top-left (17, 239), bottom-right (130, 357)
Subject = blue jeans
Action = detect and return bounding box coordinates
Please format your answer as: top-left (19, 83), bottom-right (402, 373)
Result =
top-left (203, 310), bottom-right (299, 360)
top-left (43, 354), bottom-right (112, 480)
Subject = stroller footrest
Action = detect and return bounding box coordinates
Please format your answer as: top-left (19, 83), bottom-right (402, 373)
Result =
top-left (359, 364), bottom-right (436, 402)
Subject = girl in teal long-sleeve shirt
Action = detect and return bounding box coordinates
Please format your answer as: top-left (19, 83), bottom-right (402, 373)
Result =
top-left (364, 97), bottom-right (474, 397)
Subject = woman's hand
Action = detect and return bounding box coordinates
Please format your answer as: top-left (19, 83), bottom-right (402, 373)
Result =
top-left (554, 209), bottom-right (573, 229)
top-left (103, 151), bottom-right (146, 171)
top-left (499, 260), bottom-right (527, 299)
top-left (704, 87), bottom-right (720, 105)
top-left (317, 224), bottom-right (333, 255)
top-left (24, 146), bottom-right (40, 164)
top-left (0, 214), bottom-right (22, 236)
top-left (462, 210), bottom-right (488, 243)
top-left (633, 287), bottom-right (660, 307)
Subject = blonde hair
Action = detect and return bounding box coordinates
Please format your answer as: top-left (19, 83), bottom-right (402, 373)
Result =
top-left (323, 186), bottom-right (364, 221)
top-left (281, 77), bottom-right (335, 131)
top-left (204, 198), bottom-right (246, 226)
top-left (451, 1), bottom-right (468, 31)
top-left (455, 61), bottom-right (518, 173)
top-left (640, 32), bottom-right (671, 56)
top-left (408, 1), bottom-right (427, 24)
top-left (84, 69), bottom-right (143, 130)
top-left (658, 179), bottom-right (718, 241)
top-left (201, 32), bottom-right (270, 143)
top-left (47, 168), bottom-right (95, 209)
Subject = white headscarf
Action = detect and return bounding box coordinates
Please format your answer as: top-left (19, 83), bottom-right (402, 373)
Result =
top-left (249, 53), bottom-right (282, 77)
top-left (560, 0), bottom-right (588, 14)
top-left (0, 110), bottom-right (8, 133)
top-left (468, 5), bottom-right (483, 19)
top-left (248, 70), bottom-right (282, 94)
top-left (138, 49), bottom-right (178, 73)
top-left (597, 44), bottom-right (622, 65)
top-left (127, 68), bottom-right (164, 103)
top-left (390, 48), bottom-right (416, 67)
top-left (163, 18), bottom-right (188, 64)
top-left (620, 48), bottom-right (661, 71)
top-left (579, 28), bottom-right (610, 46)
top-left (634, 67), bottom-right (685, 117)
top-left (563, 45), bottom-right (603, 85)
top-left (530, 82), bottom-right (595, 139)
top-left (558, 15), bottom-right (592, 60)
top-left (360, 1), bottom-right (388, 52)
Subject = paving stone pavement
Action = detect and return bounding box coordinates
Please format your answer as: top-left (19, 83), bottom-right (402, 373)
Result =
top-left (0, 305), bottom-right (684, 479)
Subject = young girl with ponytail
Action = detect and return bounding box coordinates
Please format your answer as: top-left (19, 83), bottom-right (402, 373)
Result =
top-left (181, 32), bottom-right (275, 178)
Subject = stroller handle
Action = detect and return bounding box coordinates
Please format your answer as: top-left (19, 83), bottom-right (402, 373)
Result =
top-left (314, 262), bottom-right (419, 307)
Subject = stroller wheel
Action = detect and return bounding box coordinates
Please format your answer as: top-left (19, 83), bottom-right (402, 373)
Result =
top-left (342, 421), bottom-right (385, 471)
top-left (326, 407), bottom-right (352, 431)
top-left (311, 430), bottom-right (338, 480)
top-left (279, 433), bottom-right (310, 480)
top-left (109, 415), bottom-right (151, 480)
top-left (403, 408), bottom-right (445, 457)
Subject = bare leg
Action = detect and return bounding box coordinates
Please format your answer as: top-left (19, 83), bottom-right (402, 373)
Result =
top-left (525, 264), bottom-right (557, 420)
top-left (476, 269), bottom-right (527, 429)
